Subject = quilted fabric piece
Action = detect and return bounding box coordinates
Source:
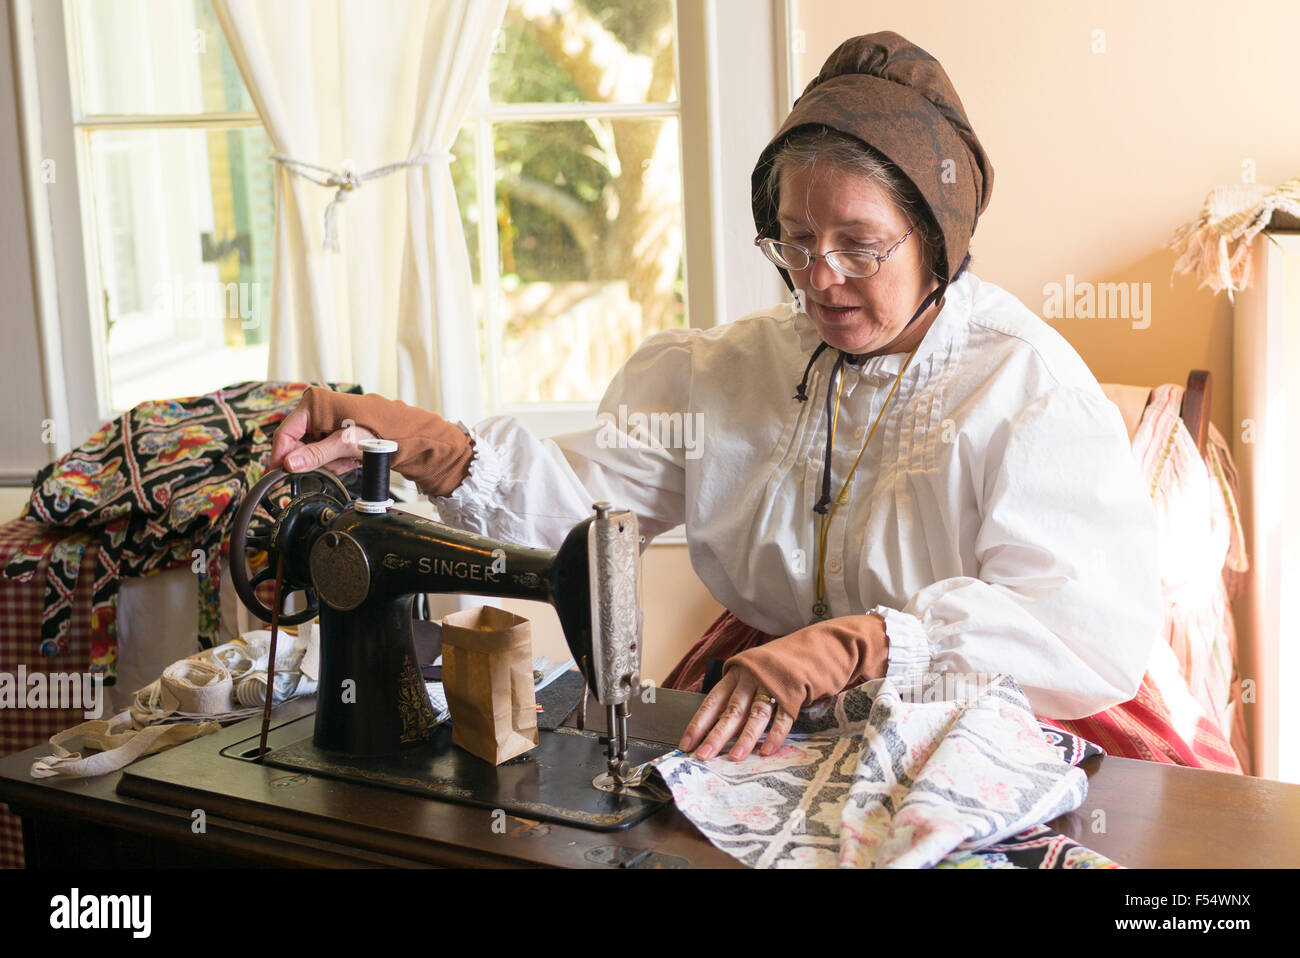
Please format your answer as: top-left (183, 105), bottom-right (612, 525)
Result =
top-left (652, 673), bottom-right (1120, 869)
top-left (2, 381), bottom-right (360, 679)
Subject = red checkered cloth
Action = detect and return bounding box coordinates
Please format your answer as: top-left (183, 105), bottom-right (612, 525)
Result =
top-left (0, 518), bottom-right (101, 868)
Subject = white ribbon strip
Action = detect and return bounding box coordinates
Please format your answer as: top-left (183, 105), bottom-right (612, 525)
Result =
top-left (271, 151), bottom-right (453, 252)
top-left (30, 713), bottom-right (220, 779)
top-left (29, 630), bottom-right (321, 779)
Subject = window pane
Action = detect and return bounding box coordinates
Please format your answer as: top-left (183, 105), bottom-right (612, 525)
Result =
top-left (449, 126), bottom-right (492, 404)
top-left (73, 0), bottom-right (255, 115)
top-left (494, 117), bottom-right (685, 403)
top-left (491, 0), bottom-right (677, 105)
top-left (87, 127), bottom-right (274, 411)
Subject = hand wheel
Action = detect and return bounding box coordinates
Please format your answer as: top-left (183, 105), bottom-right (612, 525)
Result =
top-left (229, 468), bottom-right (352, 626)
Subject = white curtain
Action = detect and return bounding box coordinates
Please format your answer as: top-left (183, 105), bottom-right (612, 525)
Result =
top-left (211, 0), bottom-right (506, 420)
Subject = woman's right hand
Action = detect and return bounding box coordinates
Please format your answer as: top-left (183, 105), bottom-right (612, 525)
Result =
top-left (268, 399), bottom-right (377, 476)
top-left (267, 387), bottom-right (475, 497)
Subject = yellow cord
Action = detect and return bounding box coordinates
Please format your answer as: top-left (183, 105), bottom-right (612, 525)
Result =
top-left (812, 342), bottom-right (922, 618)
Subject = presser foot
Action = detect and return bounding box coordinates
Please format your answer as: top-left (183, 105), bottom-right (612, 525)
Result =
top-left (591, 762), bottom-right (672, 803)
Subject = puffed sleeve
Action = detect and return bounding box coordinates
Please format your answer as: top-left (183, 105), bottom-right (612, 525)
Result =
top-left (869, 385), bottom-right (1162, 719)
top-left (433, 328), bottom-right (695, 550)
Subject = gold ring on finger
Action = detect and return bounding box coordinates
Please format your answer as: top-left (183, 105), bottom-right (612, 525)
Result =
top-left (753, 692), bottom-right (776, 708)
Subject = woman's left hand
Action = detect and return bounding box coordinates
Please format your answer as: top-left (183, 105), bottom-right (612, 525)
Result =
top-left (677, 665), bottom-right (796, 761)
top-left (675, 612), bottom-right (889, 762)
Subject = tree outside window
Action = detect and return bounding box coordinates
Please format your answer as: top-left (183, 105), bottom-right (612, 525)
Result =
top-left (454, 0), bottom-right (687, 408)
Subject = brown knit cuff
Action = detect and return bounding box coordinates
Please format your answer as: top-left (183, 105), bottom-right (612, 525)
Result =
top-left (300, 386), bottom-right (474, 497)
top-left (721, 613), bottom-right (889, 717)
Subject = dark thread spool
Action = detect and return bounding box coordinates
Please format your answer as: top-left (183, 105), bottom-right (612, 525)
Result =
top-left (361, 448), bottom-right (391, 502)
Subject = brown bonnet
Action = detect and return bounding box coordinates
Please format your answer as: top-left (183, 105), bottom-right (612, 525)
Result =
top-left (752, 32), bottom-right (994, 290)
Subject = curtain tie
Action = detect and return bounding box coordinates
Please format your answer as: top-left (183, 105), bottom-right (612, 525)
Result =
top-left (270, 151), bottom-right (453, 253)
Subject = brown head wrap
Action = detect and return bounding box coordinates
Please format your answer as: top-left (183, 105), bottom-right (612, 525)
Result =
top-left (752, 31), bottom-right (993, 290)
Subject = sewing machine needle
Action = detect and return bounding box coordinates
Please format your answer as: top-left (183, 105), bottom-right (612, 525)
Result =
top-left (578, 655), bottom-right (589, 731)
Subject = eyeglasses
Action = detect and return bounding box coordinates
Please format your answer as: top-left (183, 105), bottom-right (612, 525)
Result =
top-left (754, 227), bottom-right (914, 279)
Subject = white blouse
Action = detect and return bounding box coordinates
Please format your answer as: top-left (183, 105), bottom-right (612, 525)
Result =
top-left (436, 271), bottom-right (1163, 720)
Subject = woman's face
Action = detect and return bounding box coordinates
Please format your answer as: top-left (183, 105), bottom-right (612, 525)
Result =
top-left (778, 163), bottom-right (938, 355)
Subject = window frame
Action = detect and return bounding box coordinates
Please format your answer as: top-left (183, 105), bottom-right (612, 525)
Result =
top-left (64, 0), bottom-right (264, 417)
top-left (464, 95), bottom-right (686, 439)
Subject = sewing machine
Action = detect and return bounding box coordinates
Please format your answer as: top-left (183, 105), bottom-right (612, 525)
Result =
top-left (220, 438), bottom-right (671, 829)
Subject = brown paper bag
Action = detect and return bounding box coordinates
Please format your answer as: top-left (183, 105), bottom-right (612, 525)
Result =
top-left (441, 606), bottom-right (538, 764)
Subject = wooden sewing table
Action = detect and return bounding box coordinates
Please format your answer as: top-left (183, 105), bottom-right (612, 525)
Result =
top-left (1, 687), bottom-right (1297, 868)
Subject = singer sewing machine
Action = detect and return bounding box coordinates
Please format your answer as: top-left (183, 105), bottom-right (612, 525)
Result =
top-left (195, 439), bottom-right (672, 830)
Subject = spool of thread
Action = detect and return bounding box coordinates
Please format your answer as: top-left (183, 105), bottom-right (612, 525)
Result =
top-left (358, 438), bottom-right (397, 511)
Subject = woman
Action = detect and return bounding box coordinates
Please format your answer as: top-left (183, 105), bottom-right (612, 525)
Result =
top-left (270, 33), bottom-right (1163, 766)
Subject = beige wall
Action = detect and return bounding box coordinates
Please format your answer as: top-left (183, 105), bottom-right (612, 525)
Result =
top-left (501, 543), bottom-right (723, 687)
top-left (795, 0), bottom-right (1300, 437)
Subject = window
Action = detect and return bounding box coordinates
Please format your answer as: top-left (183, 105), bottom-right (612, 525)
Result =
top-left (20, 0), bottom-right (789, 451)
top-left (64, 0), bottom-right (270, 413)
top-left (454, 0), bottom-right (687, 429)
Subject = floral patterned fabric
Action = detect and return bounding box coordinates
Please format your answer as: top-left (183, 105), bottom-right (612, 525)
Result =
top-left (651, 673), bottom-right (1121, 869)
top-left (1, 381), bottom-right (360, 681)
top-left (938, 823), bottom-right (1118, 869)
